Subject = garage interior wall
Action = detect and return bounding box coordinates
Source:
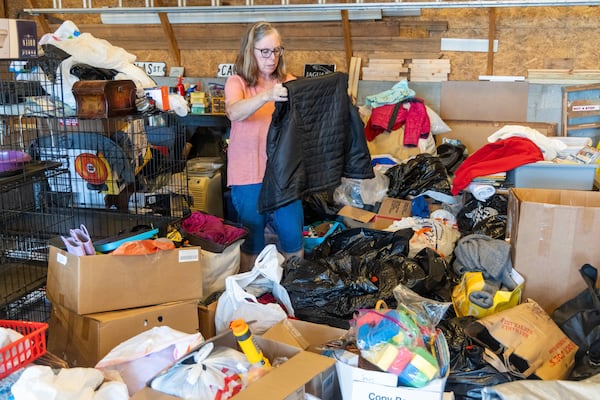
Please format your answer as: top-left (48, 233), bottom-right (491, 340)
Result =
top-left (14, 2), bottom-right (600, 81)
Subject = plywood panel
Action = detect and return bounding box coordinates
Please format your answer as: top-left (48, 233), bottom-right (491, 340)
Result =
top-left (440, 81), bottom-right (528, 121)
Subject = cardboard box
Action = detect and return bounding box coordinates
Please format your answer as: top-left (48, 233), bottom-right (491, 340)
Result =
top-left (197, 300), bottom-right (217, 339)
top-left (507, 188), bottom-right (600, 312)
top-left (47, 245), bottom-right (203, 314)
top-left (336, 360), bottom-right (447, 400)
top-left (0, 19), bottom-right (37, 59)
top-left (338, 197), bottom-right (413, 230)
top-left (263, 319), bottom-right (449, 400)
top-left (133, 330), bottom-right (337, 400)
top-left (48, 300), bottom-right (199, 368)
top-left (262, 318), bottom-right (347, 353)
top-left (436, 120), bottom-right (557, 154)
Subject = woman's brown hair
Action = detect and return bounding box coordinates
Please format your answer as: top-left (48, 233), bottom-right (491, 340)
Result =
top-left (233, 21), bottom-right (287, 87)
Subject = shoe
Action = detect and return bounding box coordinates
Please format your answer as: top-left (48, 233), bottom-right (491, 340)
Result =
top-left (61, 235), bottom-right (86, 256)
top-left (70, 224), bottom-right (95, 255)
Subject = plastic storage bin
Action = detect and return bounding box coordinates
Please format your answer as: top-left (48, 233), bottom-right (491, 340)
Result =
top-left (547, 136), bottom-right (592, 158)
top-left (303, 221), bottom-right (344, 253)
top-left (0, 320), bottom-right (48, 379)
top-left (507, 162), bottom-right (600, 190)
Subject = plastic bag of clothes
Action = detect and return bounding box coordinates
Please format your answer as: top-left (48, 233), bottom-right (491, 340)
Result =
top-left (281, 227), bottom-right (453, 329)
top-left (150, 343), bottom-right (251, 400)
top-left (456, 193), bottom-right (507, 240)
top-left (385, 153), bottom-right (452, 198)
top-left (215, 244), bottom-right (294, 335)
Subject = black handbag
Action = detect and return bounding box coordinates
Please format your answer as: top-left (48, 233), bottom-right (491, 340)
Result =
top-left (551, 263), bottom-right (600, 380)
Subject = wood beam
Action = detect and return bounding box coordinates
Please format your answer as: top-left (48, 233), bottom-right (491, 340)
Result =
top-left (341, 10), bottom-right (353, 70)
top-left (487, 8), bottom-right (496, 76)
top-left (158, 12), bottom-right (181, 67)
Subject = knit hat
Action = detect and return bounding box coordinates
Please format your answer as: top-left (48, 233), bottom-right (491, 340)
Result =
top-left (453, 234), bottom-right (516, 290)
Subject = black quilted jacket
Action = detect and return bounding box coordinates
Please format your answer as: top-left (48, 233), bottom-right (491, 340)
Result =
top-left (258, 72), bottom-right (374, 213)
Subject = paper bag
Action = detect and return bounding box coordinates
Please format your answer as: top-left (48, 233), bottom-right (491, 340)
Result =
top-left (465, 299), bottom-right (578, 380)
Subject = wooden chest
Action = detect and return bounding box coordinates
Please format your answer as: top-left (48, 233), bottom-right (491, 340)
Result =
top-left (72, 80), bottom-right (136, 119)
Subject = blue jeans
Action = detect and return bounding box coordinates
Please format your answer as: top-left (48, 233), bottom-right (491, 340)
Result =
top-left (231, 183), bottom-right (304, 255)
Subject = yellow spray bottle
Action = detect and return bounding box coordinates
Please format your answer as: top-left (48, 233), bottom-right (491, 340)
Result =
top-left (230, 319), bottom-right (271, 367)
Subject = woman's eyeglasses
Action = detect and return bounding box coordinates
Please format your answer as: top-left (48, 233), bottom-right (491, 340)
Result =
top-left (254, 47), bottom-right (284, 58)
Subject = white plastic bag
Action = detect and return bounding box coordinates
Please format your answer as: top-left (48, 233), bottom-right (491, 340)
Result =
top-left (95, 326), bottom-right (204, 396)
top-left (215, 244), bottom-right (294, 335)
top-left (150, 342), bottom-right (250, 400)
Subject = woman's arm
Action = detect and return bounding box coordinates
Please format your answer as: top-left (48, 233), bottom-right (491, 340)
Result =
top-left (225, 77), bottom-right (286, 121)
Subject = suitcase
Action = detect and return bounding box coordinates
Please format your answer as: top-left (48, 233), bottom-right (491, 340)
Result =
top-left (72, 79), bottom-right (136, 118)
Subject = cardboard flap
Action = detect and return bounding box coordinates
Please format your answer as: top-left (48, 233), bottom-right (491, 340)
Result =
top-left (338, 205), bottom-right (376, 223)
top-left (234, 351), bottom-right (335, 400)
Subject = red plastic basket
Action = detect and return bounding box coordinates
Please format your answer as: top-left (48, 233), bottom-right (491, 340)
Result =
top-left (0, 320), bottom-right (48, 379)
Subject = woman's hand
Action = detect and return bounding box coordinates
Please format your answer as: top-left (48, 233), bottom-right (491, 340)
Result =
top-left (226, 82), bottom-right (288, 121)
top-left (271, 83), bottom-right (288, 102)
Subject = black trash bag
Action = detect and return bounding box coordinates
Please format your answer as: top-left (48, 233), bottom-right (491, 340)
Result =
top-left (439, 316), bottom-right (514, 400)
top-left (385, 153), bottom-right (452, 199)
top-left (283, 227), bottom-right (452, 329)
top-left (470, 214), bottom-right (507, 240)
top-left (312, 227), bottom-right (412, 260)
top-left (302, 189), bottom-right (343, 225)
top-left (437, 142), bottom-right (468, 175)
top-left (457, 192), bottom-right (508, 238)
top-left (31, 44), bottom-right (72, 83)
top-left (70, 63), bottom-right (119, 81)
top-left (403, 246), bottom-right (451, 299)
top-left (552, 264), bottom-right (600, 381)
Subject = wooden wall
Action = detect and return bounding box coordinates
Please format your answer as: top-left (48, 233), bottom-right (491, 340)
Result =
top-left (12, 3), bottom-right (600, 81)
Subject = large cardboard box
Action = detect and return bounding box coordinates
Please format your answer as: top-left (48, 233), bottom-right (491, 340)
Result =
top-left (132, 329), bottom-right (337, 400)
top-left (0, 19), bottom-right (37, 59)
top-left (436, 120), bottom-right (557, 154)
top-left (47, 245), bottom-right (203, 314)
top-left (47, 299), bottom-right (199, 368)
top-left (507, 188), bottom-right (600, 312)
top-left (263, 319), bottom-right (450, 400)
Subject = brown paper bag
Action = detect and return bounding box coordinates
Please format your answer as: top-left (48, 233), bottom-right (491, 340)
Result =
top-left (465, 299), bottom-right (578, 380)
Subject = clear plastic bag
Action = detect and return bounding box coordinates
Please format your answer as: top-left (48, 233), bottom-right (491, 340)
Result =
top-left (350, 301), bottom-right (442, 388)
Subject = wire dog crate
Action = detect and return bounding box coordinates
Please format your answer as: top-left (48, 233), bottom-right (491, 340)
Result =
top-left (0, 57), bottom-right (189, 321)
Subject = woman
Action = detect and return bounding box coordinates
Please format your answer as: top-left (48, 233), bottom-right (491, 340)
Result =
top-left (225, 21), bottom-right (304, 272)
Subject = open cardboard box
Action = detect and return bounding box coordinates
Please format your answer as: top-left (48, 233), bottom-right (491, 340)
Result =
top-left (338, 196), bottom-right (413, 230)
top-left (47, 245), bottom-right (204, 315)
top-left (132, 328), bottom-right (337, 400)
top-left (263, 319), bottom-right (450, 400)
top-left (507, 188), bottom-right (600, 312)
